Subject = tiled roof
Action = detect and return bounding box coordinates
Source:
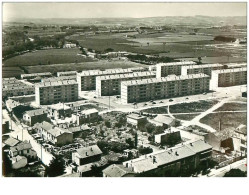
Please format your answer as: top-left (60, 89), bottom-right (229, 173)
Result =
top-left (103, 164), bottom-right (134, 177)
top-left (10, 141), bottom-right (32, 153)
top-left (123, 140), bottom-right (211, 173)
top-left (75, 145), bottom-right (102, 158)
top-left (24, 109), bottom-right (47, 117)
top-left (127, 113), bottom-right (146, 120)
top-left (4, 137), bottom-right (20, 147)
top-left (68, 125), bottom-right (91, 133)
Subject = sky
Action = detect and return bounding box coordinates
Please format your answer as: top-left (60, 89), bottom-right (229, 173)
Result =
top-left (3, 2), bottom-right (247, 22)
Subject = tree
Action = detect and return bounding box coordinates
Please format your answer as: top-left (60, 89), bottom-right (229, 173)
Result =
top-left (198, 57), bottom-right (202, 64)
top-left (105, 48), bottom-right (114, 52)
top-left (126, 138), bottom-right (134, 149)
top-left (134, 132), bottom-right (138, 148)
top-left (138, 146), bottom-right (153, 155)
top-left (145, 123), bottom-right (155, 134)
top-left (2, 150), bottom-right (12, 176)
top-left (224, 169), bottom-right (247, 177)
top-left (105, 120), bottom-right (111, 128)
top-left (45, 155), bottom-right (66, 177)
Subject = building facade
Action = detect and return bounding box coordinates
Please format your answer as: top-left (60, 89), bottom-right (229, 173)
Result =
top-left (121, 74), bottom-right (210, 104)
top-left (210, 67), bottom-right (247, 90)
top-left (181, 63), bottom-right (224, 76)
top-left (96, 72), bottom-right (156, 96)
top-left (23, 109), bottom-right (48, 126)
top-left (156, 61), bottom-right (196, 78)
top-left (77, 68), bottom-right (134, 92)
top-left (35, 80), bottom-right (78, 105)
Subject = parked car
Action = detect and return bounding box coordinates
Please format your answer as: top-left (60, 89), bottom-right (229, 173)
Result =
top-left (169, 99), bottom-right (173, 102)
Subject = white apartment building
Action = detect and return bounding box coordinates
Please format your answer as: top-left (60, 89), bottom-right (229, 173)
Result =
top-left (57, 71), bottom-right (77, 77)
top-left (181, 63), bottom-right (224, 76)
top-left (156, 61), bottom-right (196, 78)
top-left (210, 67), bottom-right (247, 90)
top-left (35, 80), bottom-right (78, 105)
top-left (121, 73), bottom-right (210, 104)
top-left (96, 71), bottom-right (156, 96)
top-left (77, 68), bottom-right (134, 92)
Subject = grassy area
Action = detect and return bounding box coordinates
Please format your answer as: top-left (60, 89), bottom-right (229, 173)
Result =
top-left (3, 48), bottom-right (94, 67)
top-left (173, 113), bottom-right (200, 121)
top-left (24, 60), bottom-right (146, 73)
top-left (215, 103), bottom-right (247, 112)
top-left (169, 100), bottom-right (219, 114)
top-left (142, 106), bottom-right (168, 114)
top-left (200, 112), bottom-right (247, 130)
top-left (2, 66), bottom-right (25, 78)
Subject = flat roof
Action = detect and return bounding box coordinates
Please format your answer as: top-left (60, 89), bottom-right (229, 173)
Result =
top-left (78, 68), bottom-right (133, 76)
top-left (21, 72), bottom-right (52, 77)
top-left (127, 113), bottom-right (146, 120)
top-left (157, 61), bottom-right (196, 67)
top-left (96, 71), bottom-right (155, 81)
top-left (182, 63), bottom-right (223, 69)
top-left (121, 73), bottom-right (209, 86)
top-left (42, 75), bottom-right (77, 82)
top-left (35, 80), bottom-right (78, 87)
top-left (211, 67), bottom-right (247, 74)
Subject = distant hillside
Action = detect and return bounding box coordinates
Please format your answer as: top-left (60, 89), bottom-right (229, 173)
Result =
top-left (4, 16), bottom-right (247, 27)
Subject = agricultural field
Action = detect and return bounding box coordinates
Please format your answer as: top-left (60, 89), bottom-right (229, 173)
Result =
top-left (24, 60), bottom-right (146, 73)
top-left (200, 112), bottom-right (247, 130)
top-left (3, 48), bottom-right (94, 67)
top-left (169, 100), bottom-right (219, 114)
top-left (215, 102), bottom-right (247, 112)
top-left (2, 66), bottom-right (25, 78)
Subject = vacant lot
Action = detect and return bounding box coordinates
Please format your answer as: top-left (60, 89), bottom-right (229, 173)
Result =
top-left (173, 113), bottom-right (200, 121)
top-left (169, 100), bottom-right (219, 114)
top-left (200, 112), bottom-right (247, 130)
top-left (215, 102), bottom-right (247, 112)
top-left (142, 106), bottom-right (168, 114)
top-left (24, 60), bottom-right (145, 73)
top-left (3, 48), bottom-right (94, 67)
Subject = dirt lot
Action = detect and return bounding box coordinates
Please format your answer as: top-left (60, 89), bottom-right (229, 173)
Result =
top-left (169, 100), bottom-right (219, 114)
top-left (215, 103), bottom-right (247, 112)
top-left (200, 112), bottom-right (247, 130)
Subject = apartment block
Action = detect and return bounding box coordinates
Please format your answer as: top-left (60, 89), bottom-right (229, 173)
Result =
top-left (20, 72), bottom-right (52, 80)
top-left (156, 61), bottom-right (196, 78)
top-left (210, 67), bottom-right (247, 90)
top-left (96, 71), bottom-right (156, 96)
top-left (41, 75), bottom-right (77, 82)
top-left (77, 68), bottom-right (136, 92)
top-left (57, 71), bottom-right (77, 77)
top-left (181, 63), bottom-right (224, 76)
top-left (121, 73), bottom-right (210, 104)
top-left (2, 79), bottom-right (35, 99)
top-left (35, 80), bottom-right (78, 105)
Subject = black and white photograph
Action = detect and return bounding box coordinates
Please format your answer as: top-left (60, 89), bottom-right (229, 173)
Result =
top-left (1, 1), bottom-right (247, 181)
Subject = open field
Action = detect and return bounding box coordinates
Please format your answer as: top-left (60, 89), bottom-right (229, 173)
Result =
top-left (24, 60), bottom-right (146, 73)
top-left (173, 113), bottom-right (200, 121)
top-left (2, 66), bottom-right (25, 78)
top-left (200, 112), bottom-right (247, 130)
top-left (169, 100), bottom-right (219, 114)
top-left (215, 103), bottom-right (247, 112)
top-left (142, 106), bottom-right (168, 114)
top-left (3, 48), bottom-right (94, 67)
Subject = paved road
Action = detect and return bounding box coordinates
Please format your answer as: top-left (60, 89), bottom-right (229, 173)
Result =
top-left (3, 109), bottom-right (54, 166)
top-left (206, 158), bottom-right (247, 177)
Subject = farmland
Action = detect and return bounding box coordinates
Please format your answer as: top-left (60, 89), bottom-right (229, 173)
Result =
top-left (215, 102), bottom-right (247, 112)
top-left (3, 48), bottom-right (94, 67)
top-left (23, 60), bottom-right (146, 74)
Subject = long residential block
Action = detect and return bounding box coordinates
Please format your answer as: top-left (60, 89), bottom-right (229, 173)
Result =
top-left (210, 67), bottom-right (247, 90)
top-left (181, 63), bottom-right (224, 76)
top-left (77, 68), bottom-right (134, 91)
top-left (121, 73), bottom-right (210, 104)
top-left (20, 72), bottom-right (52, 80)
top-left (156, 61), bottom-right (196, 78)
top-left (35, 80), bottom-right (78, 105)
top-left (96, 71), bottom-right (156, 96)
